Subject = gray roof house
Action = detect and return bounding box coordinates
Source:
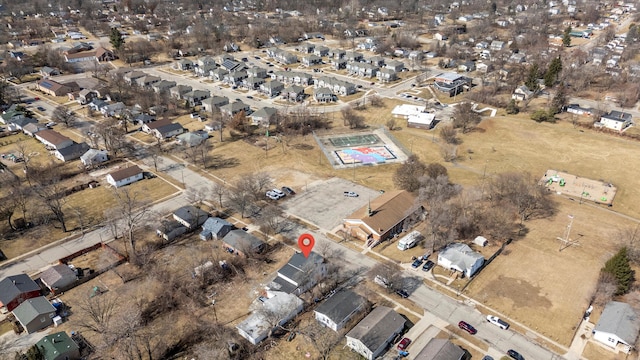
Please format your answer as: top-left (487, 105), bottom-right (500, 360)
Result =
top-left (243, 76), bottom-right (265, 90)
top-left (176, 130), bottom-right (208, 147)
top-left (314, 290), bottom-right (367, 331)
top-left (183, 90), bottom-right (210, 106)
top-left (437, 243), bottom-right (484, 278)
top-left (345, 306), bottom-right (406, 360)
top-left (237, 291), bottom-right (304, 345)
top-left (314, 87), bottom-right (335, 102)
top-left (169, 85), bottom-right (193, 99)
top-left (12, 296), bottom-right (57, 334)
top-left (247, 67), bottom-right (268, 79)
top-left (173, 206), bottom-right (209, 229)
top-left (593, 301), bottom-right (640, 351)
top-left (153, 122), bottom-right (184, 140)
top-left (414, 338), bottom-right (465, 360)
top-left (211, 68), bottom-right (229, 81)
top-left (80, 149), bottom-right (108, 167)
top-left (283, 85), bottom-right (305, 102)
top-left (222, 230), bottom-right (266, 257)
top-left (0, 274), bottom-right (41, 312)
top-left (22, 122), bottom-right (47, 137)
top-left (54, 142), bottom-right (90, 162)
top-left (199, 217), bottom-right (233, 240)
top-left (135, 75), bottom-right (161, 88)
top-left (175, 58), bottom-right (193, 70)
top-left (268, 252), bottom-right (326, 295)
top-left (152, 80), bottom-right (177, 93)
top-left (220, 101), bottom-right (251, 117)
top-left (250, 107), bottom-right (277, 126)
top-left (202, 96), bottom-right (229, 112)
top-left (39, 264), bottom-right (77, 294)
top-left (156, 220), bottom-right (187, 242)
top-left (260, 80), bottom-right (284, 97)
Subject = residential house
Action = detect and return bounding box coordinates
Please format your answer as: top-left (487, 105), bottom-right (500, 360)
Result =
top-left (314, 290), bottom-right (367, 331)
top-left (490, 40), bottom-right (506, 51)
top-left (134, 114), bottom-right (155, 125)
top-left (376, 68), bottom-right (397, 83)
top-left (183, 90), bottom-right (210, 106)
top-left (199, 217), bottom-right (233, 241)
top-left (36, 130), bottom-right (74, 150)
top-left (314, 87), bottom-right (335, 102)
top-left (343, 190), bottom-right (423, 247)
top-left (283, 85), bottom-right (305, 102)
top-left (386, 60), bottom-right (405, 72)
top-left (173, 206), bottom-right (209, 230)
top-left (366, 56), bottom-right (385, 67)
top-left (195, 63), bottom-right (217, 77)
top-left (260, 80), bottom-right (285, 97)
top-left (269, 49), bottom-right (298, 64)
top-left (458, 61), bottom-right (476, 72)
top-left (142, 118), bottom-right (172, 133)
top-left (223, 71), bottom-right (248, 85)
top-left (593, 301), bottom-right (639, 352)
top-left (297, 43), bottom-right (315, 54)
top-left (8, 116), bottom-right (37, 131)
top-left (211, 68), bottom-right (229, 81)
top-left (331, 58), bottom-right (348, 70)
top-left (270, 71), bottom-right (312, 85)
top-left (329, 49), bottom-right (346, 59)
top-left (247, 67), bottom-right (268, 79)
top-left (414, 338), bottom-right (465, 360)
top-left (345, 306), bottom-right (406, 360)
top-left (437, 243), bottom-right (485, 278)
top-left (512, 85), bottom-right (534, 101)
top-left (40, 67), bottom-right (60, 77)
top-left (80, 149), bottom-right (108, 167)
top-left (347, 62), bottom-right (379, 78)
top-left (176, 130), bottom-right (208, 147)
top-left (36, 79), bottom-right (76, 97)
top-left (175, 59), bottom-right (193, 70)
top-left (35, 331), bottom-right (80, 360)
top-left (0, 274), bottom-right (41, 312)
top-left (220, 58), bottom-right (246, 72)
top-left (475, 41), bottom-right (489, 50)
top-left (88, 99), bottom-right (109, 113)
top-left (220, 101), bottom-right (251, 117)
top-left (152, 80), bottom-right (177, 94)
top-left (565, 104), bottom-right (592, 116)
top-left (101, 102), bottom-right (126, 117)
top-left (197, 56), bottom-right (216, 68)
top-left (201, 96), bottom-right (229, 112)
top-left (304, 32), bottom-right (325, 40)
top-left (236, 291), bottom-right (304, 345)
top-left (596, 110), bottom-right (633, 131)
top-left (77, 89), bottom-right (98, 105)
top-left (153, 122), bottom-right (184, 140)
top-left (135, 75), bottom-right (161, 88)
top-left (22, 123), bottom-right (47, 137)
top-left (156, 220), bottom-right (187, 242)
top-left (314, 46), bottom-right (330, 57)
top-left (169, 85), bottom-right (193, 99)
top-left (345, 51), bottom-right (364, 62)
top-left (204, 121), bottom-right (223, 132)
top-left (106, 165), bottom-right (144, 188)
top-left (222, 230), bottom-right (266, 257)
top-left (509, 53), bottom-right (527, 64)
top-left (302, 55), bottom-right (323, 67)
top-left (267, 252), bottom-right (326, 295)
top-left (123, 71), bottom-right (147, 85)
top-left (54, 142), bottom-right (90, 162)
top-left (12, 296), bottom-right (56, 334)
top-left (243, 77), bottom-right (265, 90)
top-left (39, 265), bottom-right (76, 294)
top-left (250, 107), bottom-right (277, 126)
top-left (314, 76), bottom-right (356, 96)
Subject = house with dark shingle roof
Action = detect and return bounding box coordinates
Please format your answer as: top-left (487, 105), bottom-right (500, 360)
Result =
top-left (173, 206), bottom-right (209, 229)
top-left (222, 230), bottom-right (266, 257)
top-left (35, 130), bottom-right (74, 150)
top-left (39, 264), bottom-right (77, 294)
top-left (314, 290), bottom-right (367, 331)
top-left (0, 274), bottom-right (41, 312)
top-left (35, 331), bottom-right (80, 360)
top-left (12, 296), bottom-right (56, 334)
top-left (199, 217), bottom-right (233, 240)
top-left (153, 122), bottom-right (184, 140)
top-left (267, 252), bottom-right (326, 294)
top-left (593, 301), bottom-right (640, 352)
top-left (345, 306), bottom-right (405, 360)
top-left (54, 142), bottom-right (90, 162)
top-left (414, 338), bottom-right (465, 360)
top-left (343, 190), bottom-right (423, 246)
top-left (106, 165), bottom-right (143, 188)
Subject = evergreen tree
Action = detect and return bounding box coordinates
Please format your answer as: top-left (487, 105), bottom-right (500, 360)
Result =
top-left (109, 27), bottom-right (125, 51)
top-left (549, 84), bottom-right (567, 114)
top-left (525, 63), bottom-right (540, 91)
top-left (562, 26), bottom-right (572, 47)
top-left (602, 247), bottom-right (634, 295)
top-left (506, 99), bottom-right (520, 114)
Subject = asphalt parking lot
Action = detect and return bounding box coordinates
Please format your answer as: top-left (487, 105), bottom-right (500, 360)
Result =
top-left (283, 177), bottom-right (382, 231)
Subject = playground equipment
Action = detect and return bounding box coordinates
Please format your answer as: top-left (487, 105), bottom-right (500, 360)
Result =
top-left (547, 175), bottom-right (566, 187)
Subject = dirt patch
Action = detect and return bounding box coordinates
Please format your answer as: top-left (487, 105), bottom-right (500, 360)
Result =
top-left (481, 275), bottom-right (553, 309)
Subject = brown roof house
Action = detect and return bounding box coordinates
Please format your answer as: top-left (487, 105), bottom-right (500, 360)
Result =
top-left (36, 79), bottom-right (79, 97)
top-left (414, 338), bottom-right (465, 360)
top-left (35, 130), bottom-right (74, 150)
top-left (106, 165), bottom-right (144, 188)
top-left (343, 190), bottom-right (423, 247)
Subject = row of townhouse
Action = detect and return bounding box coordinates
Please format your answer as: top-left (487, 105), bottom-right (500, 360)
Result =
top-left (313, 76), bottom-right (357, 96)
top-left (269, 71), bottom-right (313, 86)
top-left (266, 48), bottom-right (298, 65)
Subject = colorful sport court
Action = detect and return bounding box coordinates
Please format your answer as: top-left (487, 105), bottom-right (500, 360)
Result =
top-left (329, 134), bottom-right (382, 147)
top-left (335, 146), bottom-right (397, 164)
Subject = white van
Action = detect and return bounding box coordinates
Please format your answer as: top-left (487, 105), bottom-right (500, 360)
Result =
top-left (397, 231), bottom-right (422, 251)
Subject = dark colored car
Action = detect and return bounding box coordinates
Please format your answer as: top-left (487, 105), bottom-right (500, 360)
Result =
top-left (482, 356), bottom-right (494, 360)
top-left (422, 260), bottom-right (435, 271)
top-left (282, 186), bottom-right (296, 195)
top-left (411, 259), bottom-right (423, 268)
top-left (37, 106), bottom-right (46, 111)
top-left (458, 321), bottom-right (477, 335)
top-left (397, 337), bottom-right (411, 351)
top-left (395, 289), bottom-right (409, 298)
top-left (507, 349), bottom-right (525, 360)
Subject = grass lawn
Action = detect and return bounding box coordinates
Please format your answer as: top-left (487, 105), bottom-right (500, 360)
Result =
top-left (581, 341), bottom-right (624, 360)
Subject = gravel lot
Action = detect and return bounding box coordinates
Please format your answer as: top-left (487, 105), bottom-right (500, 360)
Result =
top-left (283, 177), bottom-right (382, 231)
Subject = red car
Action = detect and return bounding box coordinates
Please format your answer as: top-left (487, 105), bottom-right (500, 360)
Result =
top-left (397, 337), bottom-right (411, 351)
top-left (458, 321), bottom-right (477, 335)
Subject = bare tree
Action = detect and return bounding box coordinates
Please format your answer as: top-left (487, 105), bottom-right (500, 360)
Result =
top-left (211, 181), bottom-right (227, 209)
top-left (256, 204), bottom-right (285, 234)
top-left (341, 106), bottom-right (365, 129)
top-left (31, 164), bottom-right (69, 232)
top-left (299, 322), bottom-right (342, 360)
top-left (76, 292), bottom-right (119, 335)
top-left (368, 263), bottom-right (403, 292)
top-left (452, 102), bottom-right (482, 133)
top-left (185, 186), bottom-right (208, 207)
top-left (488, 172), bottom-right (556, 223)
top-left (14, 139), bottom-right (34, 184)
top-left (439, 125), bottom-right (458, 144)
top-left (110, 188), bottom-right (152, 265)
top-left (52, 105), bottom-right (77, 128)
top-left (393, 154), bottom-right (426, 192)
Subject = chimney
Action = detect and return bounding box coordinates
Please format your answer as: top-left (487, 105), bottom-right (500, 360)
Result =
top-left (367, 200), bottom-right (373, 217)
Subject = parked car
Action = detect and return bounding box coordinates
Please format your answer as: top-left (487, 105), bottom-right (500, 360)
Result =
top-left (507, 349), bottom-right (525, 360)
top-left (271, 189), bottom-right (286, 198)
top-left (422, 260), bottom-right (435, 271)
top-left (190, 112), bottom-right (199, 118)
top-left (247, 96), bottom-right (253, 99)
top-left (481, 356), bottom-right (494, 360)
top-left (397, 338), bottom-right (411, 351)
top-left (486, 315), bottom-right (509, 330)
top-left (37, 106), bottom-right (46, 111)
top-left (45, 122), bottom-right (57, 127)
top-left (458, 321), bottom-right (477, 335)
top-left (344, 191), bottom-right (359, 197)
top-left (281, 186), bottom-right (296, 195)
top-left (266, 191), bottom-right (280, 200)
top-left (34, 97), bottom-right (40, 100)
top-left (395, 289), bottom-right (409, 298)
top-left (411, 259), bottom-right (423, 268)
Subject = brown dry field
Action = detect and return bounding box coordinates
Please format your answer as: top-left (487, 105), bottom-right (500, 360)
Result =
top-left (582, 341), bottom-right (626, 360)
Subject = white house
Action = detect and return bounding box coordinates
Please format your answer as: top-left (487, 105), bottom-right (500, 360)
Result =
top-left (593, 301), bottom-right (639, 353)
top-left (106, 165), bottom-right (144, 188)
top-left (346, 306), bottom-right (405, 360)
top-left (512, 85), bottom-right (534, 101)
top-left (314, 290), bottom-right (367, 332)
top-left (391, 104), bottom-right (427, 119)
top-left (596, 110), bottom-right (633, 131)
top-left (236, 291), bottom-right (304, 345)
top-left (437, 243), bottom-right (484, 278)
top-left (267, 252), bottom-right (326, 295)
top-left (407, 112), bottom-right (436, 130)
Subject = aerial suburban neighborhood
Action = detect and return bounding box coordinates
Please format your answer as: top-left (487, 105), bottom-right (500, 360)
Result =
top-left (1, 1), bottom-right (640, 360)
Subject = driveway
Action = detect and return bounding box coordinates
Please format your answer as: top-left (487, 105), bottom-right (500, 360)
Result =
top-left (283, 177), bottom-right (381, 231)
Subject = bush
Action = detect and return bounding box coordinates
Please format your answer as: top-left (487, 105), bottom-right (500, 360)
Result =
top-left (602, 247), bottom-right (634, 295)
top-left (530, 109), bottom-right (554, 123)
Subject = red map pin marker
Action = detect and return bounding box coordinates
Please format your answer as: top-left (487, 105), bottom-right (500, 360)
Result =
top-left (298, 233), bottom-right (315, 258)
